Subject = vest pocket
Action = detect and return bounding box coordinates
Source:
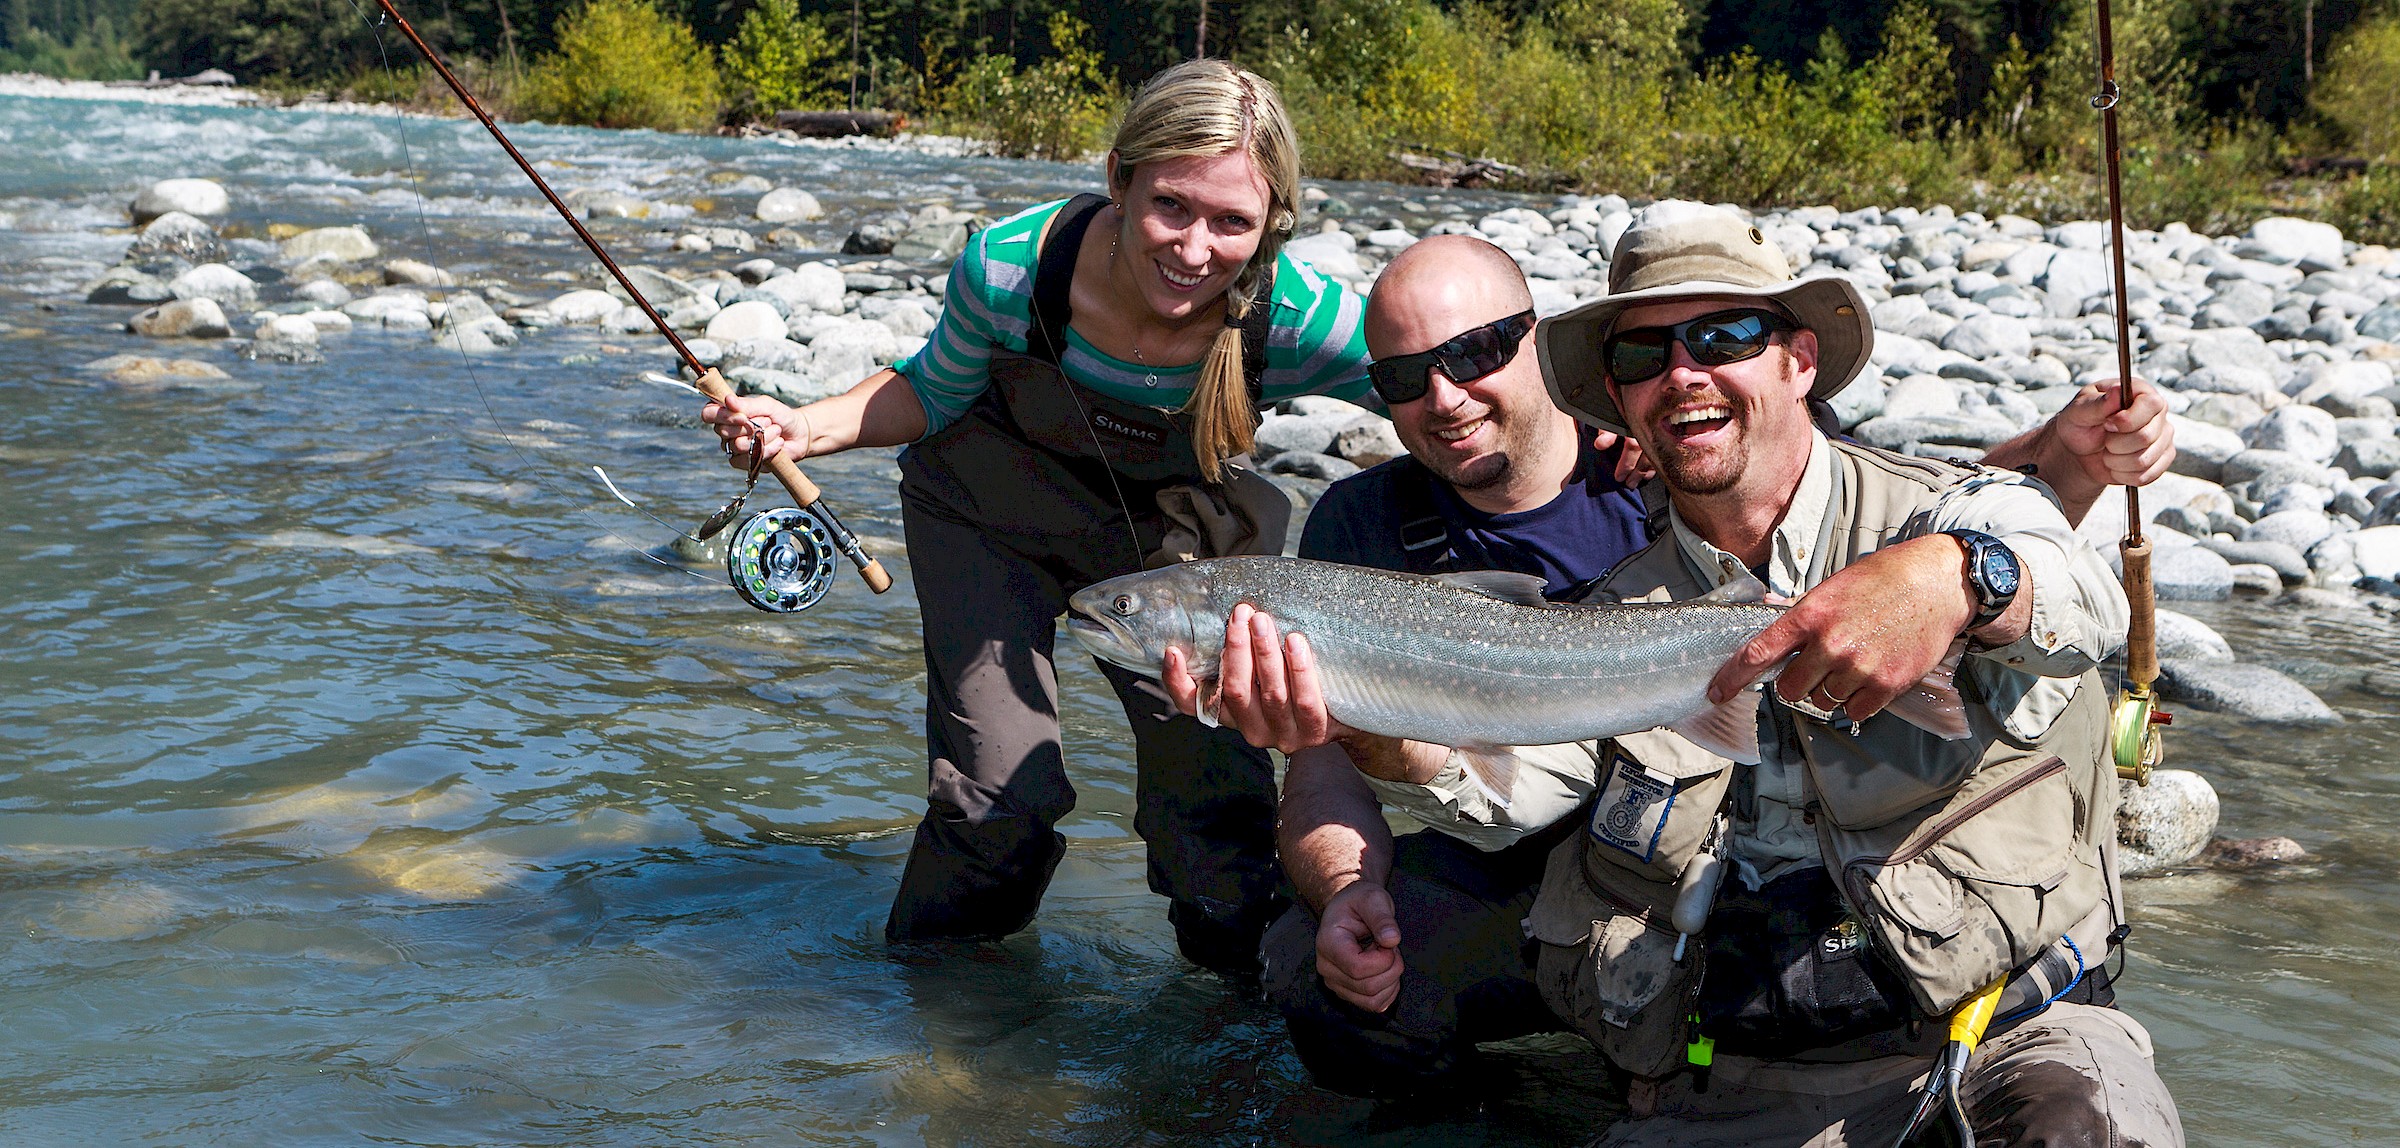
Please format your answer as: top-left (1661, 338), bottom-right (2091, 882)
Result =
top-left (1834, 755), bottom-right (2105, 1015)
top-left (1526, 833), bottom-right (1698, 1078)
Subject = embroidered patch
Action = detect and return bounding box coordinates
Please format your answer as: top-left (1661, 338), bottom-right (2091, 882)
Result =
top-left (1589, 749), bottom-right (1677, 863)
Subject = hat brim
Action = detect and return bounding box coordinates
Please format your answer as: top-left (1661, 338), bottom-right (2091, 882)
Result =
top-left (1535, 274), bottom-right (1874, 435)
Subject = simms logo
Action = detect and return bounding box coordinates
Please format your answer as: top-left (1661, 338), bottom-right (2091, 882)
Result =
top-left (1093, 412), bottom-right (1165, 444)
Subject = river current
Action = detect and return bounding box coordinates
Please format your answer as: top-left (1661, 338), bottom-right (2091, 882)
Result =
top-left (0, 89), bottom-right (2395, 1146)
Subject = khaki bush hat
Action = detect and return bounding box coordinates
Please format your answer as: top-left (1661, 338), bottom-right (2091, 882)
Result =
top-left (1536, 201), bottom-right (1873, 434)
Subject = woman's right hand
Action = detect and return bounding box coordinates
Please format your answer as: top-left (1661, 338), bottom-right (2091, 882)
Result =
top-left (701, 392), bottom-right (809, 470)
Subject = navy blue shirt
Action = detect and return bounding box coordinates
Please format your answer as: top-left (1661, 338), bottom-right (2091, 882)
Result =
top-left (1299, 441), bottom-right (1651, 598)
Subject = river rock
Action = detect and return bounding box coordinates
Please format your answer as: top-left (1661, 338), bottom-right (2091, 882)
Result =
top-left (2166, 415), bottom-right (2244, 481)
top-left (1286, 231), bottom-right (1366, 282)
top-left (1853, 413), bottom-right (2021, 450)
top-left (383, 258), bottom-right (456, 287)
top-left (167, 263), bottom-right (257, 311)
top-left (858, 295), bottom-right (937, 337)
top-left (2350, 524), bottom-right (2400, 578)
top-left (85, 267), bottom-right (174, 305)
top-left (127, 211), bottom-right (228, 266)
top-left (2221, 448), bottom-right (2327, 490)
top-left (544, 289), bottom-right (621, 324)
top-left (434, 294), bottom-right (517, 353)
top-left (841, 211), bottom-right (908, 255)
top-left (2198, 836), bottom-right (2309, 868)
top-left (2336, 438), bottom-right (2400, 478)
top-left (2199, 538), bottom-right (2309, 584)
top-left (2040, 249), bottom-right (2111, 317)
top-left (2245, 216), bottom-right (2345, 269)
top-left (130, 177), bottom-right (229, 224)
top-left (2152, 544), bottom-right (2235, 600)
top-left (342, 289), bottom-right (430, 323)
top-left (893, 219), bottom-right (971, 263)
top-left (2243, 404), bottom-right (2340, 463)
top-left (290, 278), bottom-right (351, 308)
top-left (2185, 327), bottom-right (2280, 375)
top-left (755, 188), bottom-right (824, 223)
top-left (1254, 412), bottom-right (1357, 459)
top-left (703, 299), bottom-right (787, 343)
top-left (280, 226), bottom-right (377, 265)
top-left (245, 314), bottom-right (323, 363)
top-left (2357, 304), bottom-right (2400, 342)
top-left (127, 297), bottom-right (230, 338)
top-left (1261, 450), bottom-right (1359, 481)
top-left (570, 189), bottom-right (654, 219)
top-left (718, 337), bottom-right (811, 375)
top-left (807, 319), bottom-right (900, 384)
top-left (80, 354), bottom-right (230, 384)
top-left (1333, 418), bottom-right (1405, 466)
top-left (2154, 609), bottom-right (2234, 660)
top-left (2158, 659), bottom-right (2341, 722)
top-left (2244, 509), bottom-right (2335, 552)
top-left (2115, 769), bottom-right (2219, 876)
top-left (1881, 374), bottom-right (1962, 419)
top-left (758, 265), bottom-right (846, 315)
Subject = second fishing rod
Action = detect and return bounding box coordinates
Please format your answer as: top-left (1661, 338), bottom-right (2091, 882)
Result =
top-left (371, 0), bottom-right (893, 610)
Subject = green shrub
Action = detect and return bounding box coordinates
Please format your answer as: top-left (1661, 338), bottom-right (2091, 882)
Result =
top-left (2330, 166), bottom-right (2400, 246)
top-left (721, 0), bottom-right (842, 118)
top-left (2317, 16), bottom-right (2400, 163)
top-left (931, 13), bottom-right (1117, 160)
top-left (517, 0), bottom-right (723, 132)
top-left (0, 19), bottom-right (143, 80)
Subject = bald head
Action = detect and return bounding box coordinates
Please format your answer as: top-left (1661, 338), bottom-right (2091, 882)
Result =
top-left (1365, 235), bottom-right (1533, 357)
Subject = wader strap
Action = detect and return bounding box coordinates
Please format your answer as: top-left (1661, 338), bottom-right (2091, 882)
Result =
top-left (1028, 192), bottom-right (1112, 366)
top-left (1236, 266), bottom-right (1274, 408)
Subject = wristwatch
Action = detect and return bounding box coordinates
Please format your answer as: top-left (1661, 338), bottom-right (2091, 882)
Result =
top-left (1943, 529), bottom-right (2020, 632)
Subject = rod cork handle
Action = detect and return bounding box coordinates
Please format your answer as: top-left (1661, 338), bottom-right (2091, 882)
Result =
top-left (696, 370), bottom-right (894, 595)
top-left (2121, 535), bottom-right (2157, 688)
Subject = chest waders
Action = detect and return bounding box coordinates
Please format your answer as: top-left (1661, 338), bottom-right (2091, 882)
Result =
top-left (883, 195), bottom-right (1286, 976)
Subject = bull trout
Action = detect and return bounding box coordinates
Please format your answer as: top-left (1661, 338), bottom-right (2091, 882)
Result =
top-left (1065, 556), bottom-right (1968, 802)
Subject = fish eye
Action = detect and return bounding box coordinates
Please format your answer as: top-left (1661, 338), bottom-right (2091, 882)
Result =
top-left (1112, 594), bottom-right (1138, 616)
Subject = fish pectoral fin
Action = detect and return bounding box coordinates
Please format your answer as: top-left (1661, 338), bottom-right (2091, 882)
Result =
top-left (1194, 676), bottom-right (1224, 728)
top-left (1453, 746), bottom-right (1522, 809)
top-left (1430, 570), bottom-right (1552, 606)
top-left (1883, 644), bottom-right (1972, 741)
top-left (1668, 691), bottom-right (1763, 764)
top-left (1695, 570), bottom-right (1772, 606)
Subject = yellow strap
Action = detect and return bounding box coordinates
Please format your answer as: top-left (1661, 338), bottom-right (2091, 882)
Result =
top-left (1947, 977), bottom-right (2009, 1053)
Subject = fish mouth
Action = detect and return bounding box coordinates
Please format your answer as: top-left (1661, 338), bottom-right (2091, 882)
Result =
top-left (1065, 608), bottom-right (1160, 674)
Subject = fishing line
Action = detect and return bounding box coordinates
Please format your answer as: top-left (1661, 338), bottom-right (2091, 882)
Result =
top-left (344, 0), bottom-right (724, 587)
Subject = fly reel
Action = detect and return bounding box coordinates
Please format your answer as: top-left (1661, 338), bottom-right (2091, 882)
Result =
top-left (725, 506), bottom-right (838, 613)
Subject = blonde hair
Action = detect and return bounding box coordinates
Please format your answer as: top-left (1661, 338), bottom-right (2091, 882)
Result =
top-left (1108, 59), bottom-right (1301, 481)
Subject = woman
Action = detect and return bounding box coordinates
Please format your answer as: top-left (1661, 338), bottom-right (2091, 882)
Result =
top-left (703, 60), bottom-right (1374, 978)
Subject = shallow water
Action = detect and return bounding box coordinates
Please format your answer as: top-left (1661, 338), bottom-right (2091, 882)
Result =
top-left (1, 90), bottom-right (2396, 1146)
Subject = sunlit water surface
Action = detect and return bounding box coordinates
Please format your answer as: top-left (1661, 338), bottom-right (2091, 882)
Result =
top-left (0, 89), bottom-right (2394, 1146)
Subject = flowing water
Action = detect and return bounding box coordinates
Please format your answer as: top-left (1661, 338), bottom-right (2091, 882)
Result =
top-left (0, 89), bottom-right (2395, 1146)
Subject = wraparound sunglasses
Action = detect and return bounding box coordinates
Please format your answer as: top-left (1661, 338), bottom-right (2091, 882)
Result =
top-left (1605, 308), bottom-right (1793, 384)
top-left (1367, 310), bottom-right (1537, 405)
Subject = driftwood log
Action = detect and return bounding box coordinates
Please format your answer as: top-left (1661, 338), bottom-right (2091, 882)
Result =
top-left (1392, 150), bottom-right (1525, 189)
top-left (772, 109), bottom-right (906, 138)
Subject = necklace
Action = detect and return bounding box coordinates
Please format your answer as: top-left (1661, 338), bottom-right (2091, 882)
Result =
top-left (1111, 234), bottom-right (1159, 387)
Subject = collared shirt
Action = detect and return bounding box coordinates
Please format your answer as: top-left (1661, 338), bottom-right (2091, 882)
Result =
top-left (1360, 741), bottom-right (1602, 851)
top-left (1664, 433), bottom-right (2130, 883)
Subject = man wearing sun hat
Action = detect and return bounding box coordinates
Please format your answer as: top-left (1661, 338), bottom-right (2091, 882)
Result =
top-left (1516, 201), bottom-right (2184, 1145)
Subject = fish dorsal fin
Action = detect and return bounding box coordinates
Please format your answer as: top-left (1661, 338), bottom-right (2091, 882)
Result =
top-left (1695, 570), bottom-right (1772, 606)
top-left (1432, 571), bottom-right (1551, 606)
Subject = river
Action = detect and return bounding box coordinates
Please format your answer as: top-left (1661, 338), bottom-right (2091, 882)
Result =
top-left (0, 88), bottom-right (2394, 1146)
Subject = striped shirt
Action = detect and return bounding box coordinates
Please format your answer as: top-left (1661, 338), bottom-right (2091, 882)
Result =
top-left (896, 198), bottom-right (1375, 435)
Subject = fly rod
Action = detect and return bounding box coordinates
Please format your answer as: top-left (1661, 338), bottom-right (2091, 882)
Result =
top-left (2095, 0), bottom-right (2167, 783)
top-left (370, 0), bottom-right (892, 597)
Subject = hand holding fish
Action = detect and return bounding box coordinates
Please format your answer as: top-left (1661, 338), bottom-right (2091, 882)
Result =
top-left (1706, 534), bottom-right (2016, 722)
top-left (1317, 880), bottom-right (1405, 1013)
top-left (1163, 603), bottom-right (1362, 754)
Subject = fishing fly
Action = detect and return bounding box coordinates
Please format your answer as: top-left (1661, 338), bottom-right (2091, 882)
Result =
top-left (363, 0), bottom-right (893, 614)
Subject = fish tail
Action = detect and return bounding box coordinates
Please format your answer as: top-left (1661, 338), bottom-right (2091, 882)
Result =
top-left (1454, 746), bottom-right (1521, 809)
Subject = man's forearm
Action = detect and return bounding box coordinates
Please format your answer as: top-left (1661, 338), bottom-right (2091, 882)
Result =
top-left (1982, 422), bottom-right (2104, 526)
top-left (1334, 731), bottom-right (1453, 785)
top-left (1278, 744), bottom-right (1395, 913)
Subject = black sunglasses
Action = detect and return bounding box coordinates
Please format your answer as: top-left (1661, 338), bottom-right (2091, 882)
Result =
top-left (1367, 310), bottom-right (1537, 405)
top-left (1604, 308), bottom-right (1792, 385)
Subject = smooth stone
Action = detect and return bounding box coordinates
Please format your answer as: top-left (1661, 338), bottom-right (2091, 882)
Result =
top-left (727, 365), bottom-right (840, 406)
top-left (131, 177), bottom-right (229, 224)
top-left (1260, 450), bottom-right (1359, 481)
top-left (1938, 313), bottom-right (2034, 359)
top-left (732, 258), bottom-right (780, 284)
top-left (2040, 249), bottom-right (2111, 317)
top-left (2176, 364), bottom-right (2280, 397)
top-left (127, 210), bottom-right (229, 267)
top-left (79, 354), bottom-right (230, 383)
top-left (758, 265), bottom-right (846, 315)
top-left (2243, 509), bottom-right (2335, 552)
top-left (2165, 416), bottom-right (2244, 481)
top-left (1286, 231), bottom-right (1366, 281)
top-left (717, 337), bottom-right (811, 374)
top-left (2198, 538), bottom-right (2309, 584)
top-left (85, 267), bottom-right (173, 305)
top-left (2336, 438), bottom-right (2400, 478)
top-left (2154, 608), bottom-right (2234, 661)
top-left (127, 297), bottom-right (230, 338)
top-left (1253, 413), bottom-right (1353, 459)
top-left (703, 299), bottom-right (788, 343)
top-left (2256, 484), bottom-right (2330, 518)
top-left (383, 259), bottom-right (456, 287)
top-left (280, 226), bottom-right (377, 265)
top-left (1880, 374), bottom-right (1961, 419)
top-left (290, 278), bottom-right (351, 307)
top-left (2198, 836), bottom-right (2309, 868)
top-left (544, 289), bottom-right (621, 324)
top-left (2157, 659), bottom-right (2341, 722)
top-left (2183, 393), bottom-right (2268, 429)
top-left (2204, 279), bottom-right (2277, 325)
top-left (858, 295), bottom-right (937, 337)
top-left (2252, 308), bottom-right (2312, 341)
top-left (1828, 376), bottom-right (1887, 427)
top-left (807, 320), bottom-right (900, 384)
top-left (2283, 586), bottom-right (2365, 609)
top-left (2357, 304), bottom-right (2400, 342)
top-left (2229, 563), bottom-right (2283, 593)
top-left (2185, 326), bottom-right (2281, 375)
top-left (842, 271), bottom-right (898, 293)
top-left (2115, 770), bottom-right (2219, 876)
top-left (384, 310), bottom-right (433, 332)
top-left (167, 263), bottom-right (258, 310)
top-left (1938, 359), bottom-right (2013, 386)
top-left (696, 226), bottom-right (756, 253)
top-left (2245, 216), bottom-right (2345, 268)
top-left (342, 290), bottom-right (429, 321)
top-left (1853, 414), bottom-right (2022, 450)
top-left (2152, 544), bottom-right (2235, 600)
top-left (755, 187), bottom-right (824, 223)
top-left (718, 286), bottom-right (794, 317)
top-left (2221, 448), bottom-right (2329, 489)
top-left (841, 212), bottom-right (908, 255)
top-left (2350, 524), bottom-right (2400, 578)
top-left (571, 190), bottom-right (654, 219)
top-left (245, 314), bottom-right (324, 363)
top-left (1332, 418), bottom-right (1405, 467)
top-left (890, 219), bottom-right (969, 263)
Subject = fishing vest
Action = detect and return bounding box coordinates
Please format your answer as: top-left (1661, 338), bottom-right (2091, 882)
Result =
top-left (1526, 439), bottom-right (2120, 1077)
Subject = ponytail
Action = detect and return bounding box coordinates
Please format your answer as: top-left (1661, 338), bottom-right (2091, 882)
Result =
top-left (1187, 290), bottom-right (1258, 482)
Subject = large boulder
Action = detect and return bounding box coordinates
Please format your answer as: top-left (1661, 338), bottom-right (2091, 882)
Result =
top-left (2158, 660), bottom-right (2341, 723)
top-left (127, 297), bottom-right (230, 338)
top-left (130, 177), bottom-right (229, 224)
top-left (126, 210), bottom-right (227, 266)
top-left (2243, 509), bottom-right (2335, 553)
top-left (2152, 544), bottom-right (2235, 600)
top-left (704, 299), bottom-right (789, 343)
top-left (2039, 249), bottom-right (2111, 317)
top-left (2244, 216), bottom-right (2345, 269)
top-left (280, 226), bottom-right (378, 265)
top-left (2155, 609), bottom-right (2234, 661)
top-left (167, 262), bottom-right (258, 310)
top-left (754, 187), bottom-right (824, 223)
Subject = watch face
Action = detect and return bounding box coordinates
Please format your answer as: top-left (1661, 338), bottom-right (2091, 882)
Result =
top-left (1981, 547), bottom-right (2021, 597)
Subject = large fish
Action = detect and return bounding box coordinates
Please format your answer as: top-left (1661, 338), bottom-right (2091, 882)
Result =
top-left (1065, 556), bottom-right (1968, 802)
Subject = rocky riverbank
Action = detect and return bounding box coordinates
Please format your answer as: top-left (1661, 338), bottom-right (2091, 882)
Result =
top-left (79, 169), bottom-right (2400, 872)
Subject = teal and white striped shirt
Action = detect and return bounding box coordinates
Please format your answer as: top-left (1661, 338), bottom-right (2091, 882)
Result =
top-left (896, 198), bottom-right (1375, 435)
